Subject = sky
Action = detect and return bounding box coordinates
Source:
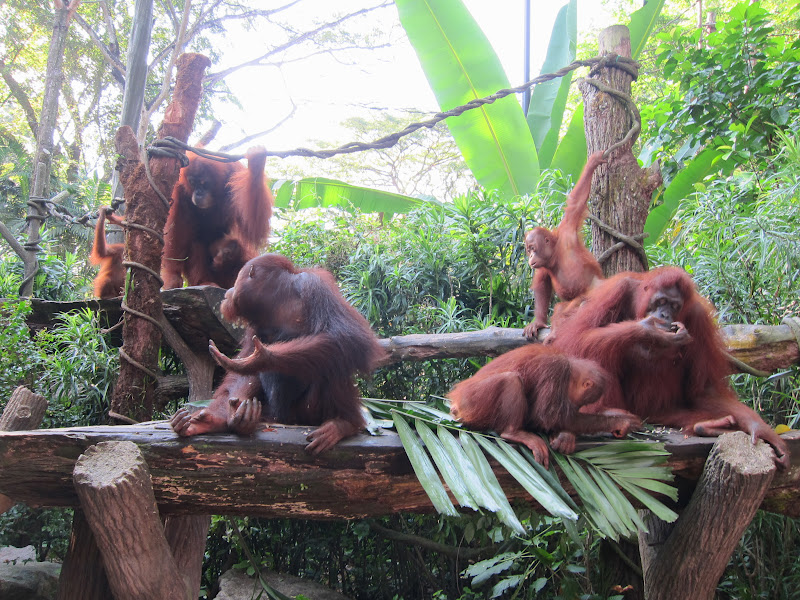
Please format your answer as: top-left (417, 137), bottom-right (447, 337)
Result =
top-left (208, 0), bottom-right (621, 158)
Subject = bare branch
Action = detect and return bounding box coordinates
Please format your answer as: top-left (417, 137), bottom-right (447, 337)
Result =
top-left (0, 220), bottom-right (26, 259)
top-left (218, 102), bottom-right (297, 152)
top-left (72, 13), bottom-right (126, 86)
top-left (204, 2), bottom-right (393, 87)
top-left (0, 60), bottom-right (39, 136)
top-left (138, 0), bottom-right (195, 142)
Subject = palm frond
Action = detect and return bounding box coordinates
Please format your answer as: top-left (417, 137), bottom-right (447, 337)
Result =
top-left (368, 398), bottom-right (678, 539)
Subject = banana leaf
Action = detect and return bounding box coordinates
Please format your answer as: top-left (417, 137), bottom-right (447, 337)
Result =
top-left (272, 177), bottom-right (423, 217)
top-left (527, 0), bottom-right (577, 169)
top-left (395, 0), bottom-right (539, 197)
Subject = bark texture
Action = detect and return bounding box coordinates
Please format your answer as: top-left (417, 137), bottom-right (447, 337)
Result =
top-left (110, 53), bottom-right (210, 422)
top-left (581, 25), bottom-right (662, 276)
top-left (73, 441), bottom-right (190, 600)
top-left (0, 386), bottom-right (47, 514)
top-left (56, 510), bottom-right (112, 600)
top-left (640, 431), bottom-right (776, 600)
top-left (0, 425), bottom-right (797, 518)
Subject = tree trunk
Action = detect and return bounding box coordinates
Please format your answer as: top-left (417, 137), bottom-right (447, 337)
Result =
top-left (640, 431), bottom-right (776, 600)
top-left (56, 510), bottom-right (112, 600)
top-left (110, 53), bottom-right (210, 422)
top-left (21, 1), bottom-right (80, 296)
top-left (73, 441), bottom-right (192, 600)
top-left (110, 0), bottom-right (154, 239)
top-left (0, 386), bottom-right (47, 514)
top-left (581, 25), bottom-right (661, 276)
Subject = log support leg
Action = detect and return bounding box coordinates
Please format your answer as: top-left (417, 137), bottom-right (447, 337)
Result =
top-left (638, 431), bottom-right (776, 600)
top-left (0, 386), bottom-right (47, 514)
top-left (70, 440), bottom-right (209, 600)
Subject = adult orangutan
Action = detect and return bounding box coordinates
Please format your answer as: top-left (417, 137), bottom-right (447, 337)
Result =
top-left (523, 151), bottom-right (606, 339)
top-left (551, 266), bottom-right (789, 467)
top-left (448, 345), bottom-right (641, 468)
top-left (162, 146), bottom-right (273, 289)
top-left (170, 253), bottom-right (387, 454)
top-left (90, 206), bottom-right (126, 299)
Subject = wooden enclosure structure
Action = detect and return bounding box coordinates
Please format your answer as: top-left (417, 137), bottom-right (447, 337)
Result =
top-left (2, 287), bottom-right (800, 599)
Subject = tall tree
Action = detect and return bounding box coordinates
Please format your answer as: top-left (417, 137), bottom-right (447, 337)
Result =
top-left (21, 0), bottom-right (81, 296)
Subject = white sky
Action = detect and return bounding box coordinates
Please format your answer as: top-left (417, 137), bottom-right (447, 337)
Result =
top-left (209, 0), bottom-right (620, 155)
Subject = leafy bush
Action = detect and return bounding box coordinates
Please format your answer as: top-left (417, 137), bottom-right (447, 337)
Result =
top-left (641, 1), bottom-right (800, 180)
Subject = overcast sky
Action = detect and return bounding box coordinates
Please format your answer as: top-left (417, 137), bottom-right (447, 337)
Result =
top-left (208, 1), bottom-right (620, 154)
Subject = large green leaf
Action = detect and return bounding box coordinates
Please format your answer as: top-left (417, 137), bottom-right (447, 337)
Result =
top-left (551, 0), bottom-right (666, 181)
top-left (395, 0), bottom-right (539, 197)
top-left (272, 178), bottom-right (423, 217)
top-left (526, 0), bottom-right (577, 169)
top-left (643, 147), bottom-right (734, 243)
top-left (460, 432), bottom-right (526, 533)
top-left (392, 412), bottom-right (458, 516)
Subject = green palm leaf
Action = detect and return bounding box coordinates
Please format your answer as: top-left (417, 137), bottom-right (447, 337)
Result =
top-left (527, 0), bottom-right (578, 169)
top-left (416, 421), bottom-right (478, 509)
top-left (392, 412), bottom-right (458, 516)
top-left (375, 400), bottom-right (677, 539)
top-left (272, 177), bottom-right (424, 217)
top-left (476, 436), bottom-right (578, 521)
top-left (460, 432), bottom-right (526, 534)
top-left (395, 0), bottom-right (539, 197)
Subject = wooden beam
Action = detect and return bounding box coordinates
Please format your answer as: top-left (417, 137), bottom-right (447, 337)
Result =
top-left (11, 292), bottom-right (799, 372)
top-left (0, 423), bottom-right (797, 518)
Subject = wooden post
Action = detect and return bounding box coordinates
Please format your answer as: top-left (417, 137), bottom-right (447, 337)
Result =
top-left (56, 510), bottom-right (112, 600)
top-left (164, 514), bottom-right (212, 600)
top-left (0, 386), bottom-right (47, 513)
top-left (72, 441), bottom-right (194, 600)
top-left (639, 431), bottom-right (776, 599)
top-left (581, 25), bottom-right (662, 276)
top-left (110, 52), bottom-right (210, 422)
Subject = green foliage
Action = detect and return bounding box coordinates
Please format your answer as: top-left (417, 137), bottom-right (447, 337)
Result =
top-left (0, 301), bottom-right (118, 427)
top-left (642, 1), bottom-right (800, 180)
top-left (0, 505), bottom-right (73, 562)
top-left (369, 400), bottom-right (676, 543)
top-left (394, 0), bottom-right (540, 198)
top-left (650, 129), bottom-right (800, 430)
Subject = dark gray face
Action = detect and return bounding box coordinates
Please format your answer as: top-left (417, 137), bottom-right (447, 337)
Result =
top-left (647, 285), bottom-right (683, 323)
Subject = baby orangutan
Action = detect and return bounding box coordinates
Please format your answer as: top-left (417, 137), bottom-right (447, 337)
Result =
top-left (448, 345), bottom-right (641, 468)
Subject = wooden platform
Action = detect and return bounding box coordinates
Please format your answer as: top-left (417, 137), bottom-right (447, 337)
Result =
top-left (0, 423), bottom-right (798, 518)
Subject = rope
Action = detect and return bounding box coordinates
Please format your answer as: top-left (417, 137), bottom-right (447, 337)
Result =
top-left (580, 76), bottom-right (642, 160)
top-left (588, 214), bottom-right (649, 268)
top-left (161, 54), bottom-right (640, 162)
top-left (25, 54), bottom-right (641, 233)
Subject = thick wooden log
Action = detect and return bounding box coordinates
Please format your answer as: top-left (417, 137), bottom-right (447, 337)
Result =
top-left (640, 431), bottom-right (776, 600)
top-left (56, 510), bottom-right (112, 600)
top-left (11, 292), bottom-right (800, 373)
top-left (164, 514), bottom-right (211, 600)
top-left (0, 386), bottom-right (47, 514)
top-left (0, 423), bottom-right (797, 518)
top-left (73, 441), bottom-right (190, 600)
top-left (1, 386), bottom-right (48, 431)
top-left (111, 53), bottom-right (210, 422)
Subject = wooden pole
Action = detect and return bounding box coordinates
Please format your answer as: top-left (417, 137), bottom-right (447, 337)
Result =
top-left (56, 510), bottom-right (112, 600)
top-left (639, 431), bottom-right (776, 599)
top-left (0, 386), bottom-right (47, 514)
top-left (72, 441), bottom-right (192, 600)
top-left (110, 52), bottom-right (210, 422)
